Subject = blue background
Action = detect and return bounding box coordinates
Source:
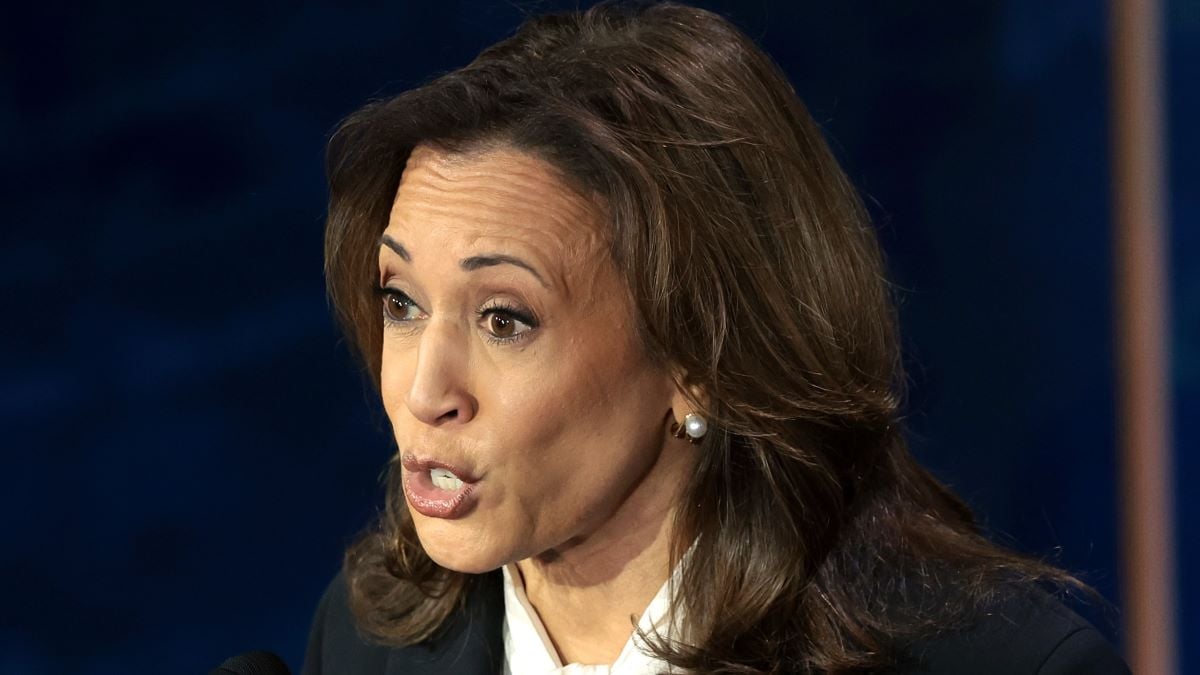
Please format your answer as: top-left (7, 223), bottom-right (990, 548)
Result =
top-left (1, 1), bottom-right (1194, 673)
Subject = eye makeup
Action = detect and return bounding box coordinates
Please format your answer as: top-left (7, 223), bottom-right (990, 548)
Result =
top-left (374, 285), bottom-right (540, 346)
top-left (476, 299), bottom-right (539, 345)
top-left (376, 287), bottom-right (426, 324)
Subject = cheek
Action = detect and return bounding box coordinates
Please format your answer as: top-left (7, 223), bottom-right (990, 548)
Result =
top-left (379, 342), bottom-right (412, 419)
top-left (495, 339), bottom-right (667, 503)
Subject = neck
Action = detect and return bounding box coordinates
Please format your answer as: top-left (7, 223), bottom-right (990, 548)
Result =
top-left (515, 441), bottom-right (692, 665)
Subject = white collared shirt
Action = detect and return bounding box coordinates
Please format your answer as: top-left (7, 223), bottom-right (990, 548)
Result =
top-left (500, 562), bottom-right (684, 675)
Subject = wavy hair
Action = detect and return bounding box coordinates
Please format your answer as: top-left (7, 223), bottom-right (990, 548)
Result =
top-left (323, 2), bottom-right (1082, 672)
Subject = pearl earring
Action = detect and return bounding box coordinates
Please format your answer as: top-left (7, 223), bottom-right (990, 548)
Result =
top-left (670, 412), bottom-right (708, 444)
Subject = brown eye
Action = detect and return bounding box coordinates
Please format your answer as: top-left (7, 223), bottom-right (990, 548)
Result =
top-left (478, 305), bottom-right (536, 343)
top-left (489, 313), bottom-right (515, 338)
top-left (380, 289), bottom-right (423, 322)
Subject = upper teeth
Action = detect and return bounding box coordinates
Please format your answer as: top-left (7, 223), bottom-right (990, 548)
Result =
top-left (430, 467), bottom-right (464, 490)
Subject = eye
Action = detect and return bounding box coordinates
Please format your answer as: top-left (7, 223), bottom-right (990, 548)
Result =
top-left (378, 288), bottom-right (425, 323)
top-left (478, 304), bottom-right (537, 344)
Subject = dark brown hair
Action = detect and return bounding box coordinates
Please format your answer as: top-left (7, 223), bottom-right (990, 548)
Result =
top-left (323, 2), bottom-right (1082, 672)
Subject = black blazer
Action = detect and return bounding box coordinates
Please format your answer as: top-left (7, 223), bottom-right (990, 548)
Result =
top-left (301, 572), bottom-right (1130, 674)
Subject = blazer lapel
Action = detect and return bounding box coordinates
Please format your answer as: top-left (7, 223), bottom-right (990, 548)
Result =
top-left (386, 571), bottom-right (506, 675)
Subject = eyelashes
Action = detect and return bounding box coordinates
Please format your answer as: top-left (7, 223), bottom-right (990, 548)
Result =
top-left (377, 287), bottom-right (425, 323)
top-left (374, 286), bottom-right (539, 345)
top-left (477, 300), bottom-right (538, 344)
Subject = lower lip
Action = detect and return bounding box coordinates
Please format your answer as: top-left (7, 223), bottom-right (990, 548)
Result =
top-left (403, 469), bottom-right (479, 519)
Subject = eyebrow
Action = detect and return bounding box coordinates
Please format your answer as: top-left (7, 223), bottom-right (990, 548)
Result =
top-left (379, 233), bottom-right (549, 288)
top-left (379, 234), bottom-right (411, 261)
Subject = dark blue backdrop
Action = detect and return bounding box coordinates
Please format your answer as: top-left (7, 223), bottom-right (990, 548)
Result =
top-left (2, 2), bottom-right (1195, 673)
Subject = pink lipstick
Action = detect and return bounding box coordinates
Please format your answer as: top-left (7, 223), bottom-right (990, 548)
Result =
top-left (401, 455), bottom-right (480, 519)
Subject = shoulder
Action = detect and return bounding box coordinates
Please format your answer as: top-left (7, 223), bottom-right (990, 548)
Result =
top-left (892, 588), bottom-right (1130, 675)
top-left (300, 571), bottom-right (392, 675)
top-left (300, 569), bottom-right (506, 675)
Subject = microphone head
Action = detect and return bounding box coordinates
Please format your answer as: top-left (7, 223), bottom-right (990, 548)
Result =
top-left (209, 651), bottom-right (291, 675)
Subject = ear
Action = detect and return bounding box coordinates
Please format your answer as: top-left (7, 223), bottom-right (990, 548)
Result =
top-left (669, 387), bottom-right (699, 418)
top-left (665, 376), bottom-right (711, 445)
top-left (667, 368), bottom-right (709, 423)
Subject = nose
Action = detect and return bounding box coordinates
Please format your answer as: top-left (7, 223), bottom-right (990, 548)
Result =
top-left (404, 319), bottom-right (477, 426)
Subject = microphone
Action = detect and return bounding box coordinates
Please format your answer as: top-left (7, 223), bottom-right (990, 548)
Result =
top-left (208, 651), bottom-right (291, 675)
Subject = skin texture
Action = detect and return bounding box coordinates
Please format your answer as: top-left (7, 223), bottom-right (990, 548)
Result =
top-left (378, 143), bottom-right (700, 664)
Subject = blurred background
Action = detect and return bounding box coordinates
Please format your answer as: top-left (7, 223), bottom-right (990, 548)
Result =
top-left (1, 1), bottom-right (1194, 673)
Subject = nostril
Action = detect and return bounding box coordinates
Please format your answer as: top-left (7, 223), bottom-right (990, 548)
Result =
top-left (441, 410), bottom-right (459, 421)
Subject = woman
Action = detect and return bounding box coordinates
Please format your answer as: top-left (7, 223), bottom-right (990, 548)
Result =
top-left (303, 2), bottom-right (1129, 673)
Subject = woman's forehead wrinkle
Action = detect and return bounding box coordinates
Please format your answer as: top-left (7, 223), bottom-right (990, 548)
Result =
top-left (387, 145), bottom-right (612, 301)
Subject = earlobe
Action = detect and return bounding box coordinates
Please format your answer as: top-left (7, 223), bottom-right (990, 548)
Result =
top-left (669, 411), bottom-right (708, 443)
top-left (668, 379), bottom-right (710, 444)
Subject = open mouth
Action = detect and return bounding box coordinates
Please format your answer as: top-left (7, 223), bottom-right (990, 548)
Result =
top-left (401, 456), bottom-right (480, 519)
top-left (430, 467), bottom-right (465, 490)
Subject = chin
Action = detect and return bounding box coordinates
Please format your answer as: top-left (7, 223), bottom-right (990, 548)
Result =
top-left (410, 512), bottom-right (509, 574)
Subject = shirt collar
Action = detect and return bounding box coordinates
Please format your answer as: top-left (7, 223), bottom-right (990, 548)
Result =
top-left (500, 550), bottom-right (689, 675)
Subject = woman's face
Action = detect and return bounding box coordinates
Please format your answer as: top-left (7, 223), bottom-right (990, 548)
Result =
top-left (378, 143), bottom-right (689, 573)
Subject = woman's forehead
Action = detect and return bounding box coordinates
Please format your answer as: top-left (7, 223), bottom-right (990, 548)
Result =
top-left (383, 144), bottom-right (612, 298)
top-left (388, 145), bottom-right (605, 256)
